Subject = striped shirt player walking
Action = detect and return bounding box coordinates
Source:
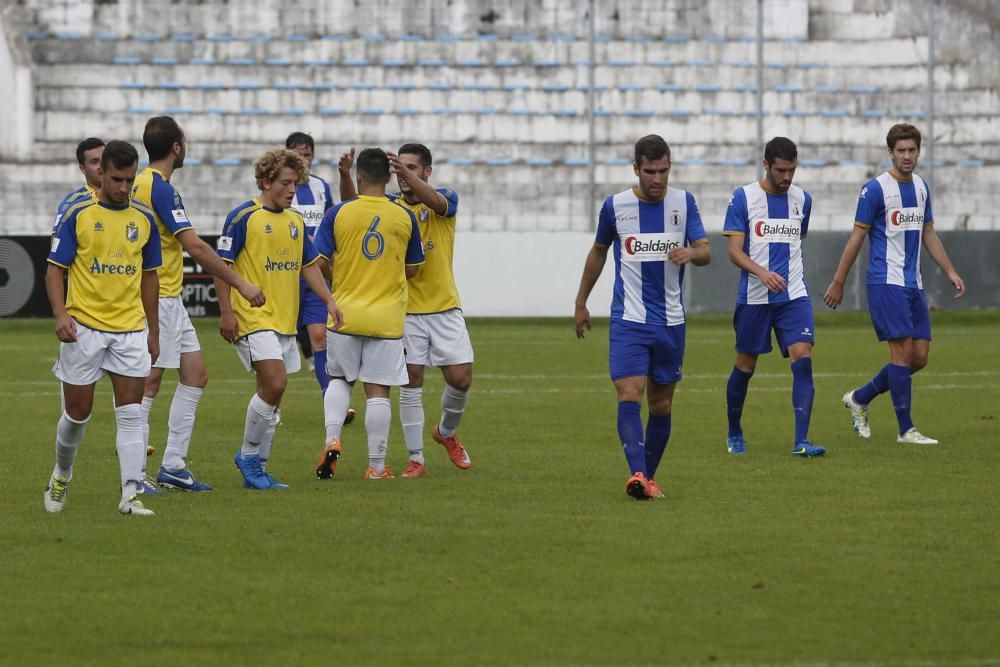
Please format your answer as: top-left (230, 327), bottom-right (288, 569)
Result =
top-left (824, 123), bottom-right (965, 445)
top-left (722, 137), bottom-right (825, 459)
top-left (575, 134), bottom-right (711, 501)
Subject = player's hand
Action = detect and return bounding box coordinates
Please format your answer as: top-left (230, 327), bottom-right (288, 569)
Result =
top-left (219, 312), bottom-right (240, 344)
top-left (238, 281), bottom-right (266, 308)
top-left (823, 281), bottom-right (844, 309)
top-left (949, 272), bottom-right (966, 299)
top-left (338, 147), bottom-right (355, 174)
top-left (387, 153), bottom-right (406, 178)
top-left (667, 247), bottom-right (693, 265)
top-left (54, 313), bottom-right (77, 343)
top-left (147, 330), bottom-right (160, 366)
top-left (757, 270), bottom-right (787, 293)
top-left (575, 305), bottom-right (591, 339)
top-left (327, 300), bottom-right (344, 331)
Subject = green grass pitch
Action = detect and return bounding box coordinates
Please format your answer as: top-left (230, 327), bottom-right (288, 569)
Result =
top-left (1, 313), bottom-right (998, 667)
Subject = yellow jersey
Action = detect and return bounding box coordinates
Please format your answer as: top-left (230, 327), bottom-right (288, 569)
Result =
top-left (217, 199), bottom-right (318, 336)
top-left (314, 195), bottom-right (424, 338)
top-left (389, 188), bottom-right (462, 314)
top-left (47, 199), bottom-right (162, 332)
top-left (131, 167), bottom-right (194, 298)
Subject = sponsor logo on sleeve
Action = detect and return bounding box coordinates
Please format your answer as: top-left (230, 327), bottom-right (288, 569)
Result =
top-left (217, 236), bottom-right (233, 251)
top-left (171, 209), bottom-right (189, 224)
top-left (50, 238), bottom-right (60, 252)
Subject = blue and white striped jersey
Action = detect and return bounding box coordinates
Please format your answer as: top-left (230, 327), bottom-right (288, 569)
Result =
top-left (723, 181), bottom-right (812, 305)
top-left (855, 171), bottom-right (933, 289)
top-left (291, 174), bottom-right (333, 240)
top-left (595, 186), bottom-right (708, 326)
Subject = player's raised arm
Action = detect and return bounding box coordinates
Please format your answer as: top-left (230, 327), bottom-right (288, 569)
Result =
top-left (338, 147), bottom-right (358, 201)
top-left (389, 152), bottom-right (450, 216)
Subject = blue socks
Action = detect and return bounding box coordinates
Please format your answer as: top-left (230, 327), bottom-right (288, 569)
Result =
top-left (854, 364), bottom-right (890, 406)
top-left (644, 413), bottom-right (672, 480)
top-left (887, 363), bottom-right (914, 435)
top-left (726, 367), bottom-right (753, 437)
top-left (617, 401), bottom-right (646, 476)
top-left (790, 357), bottom-right (815, 444)
top-left (313, 349), bottom-right (330, 394)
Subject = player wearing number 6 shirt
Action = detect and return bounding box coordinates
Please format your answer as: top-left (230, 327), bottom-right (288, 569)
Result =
top-left (824, 123), bottom-right (965, 446)
top-left (574, 134), bottom-right (711, 501)
top-left (722, 137), bottom-right (825, 459)
top-left (313, 147), bottom-right (425, 481)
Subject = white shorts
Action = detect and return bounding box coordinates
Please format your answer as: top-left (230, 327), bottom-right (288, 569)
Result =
top-left (235, 331), bottom-right (302, 374)
top-left (52, 321), bottom-right (151, 385)
top-left (154, 296), bottom-right (200, 369)
top-left (403, 309), bottom-right (474, 367)
top-left (326, 330), bottom-right (408, 386)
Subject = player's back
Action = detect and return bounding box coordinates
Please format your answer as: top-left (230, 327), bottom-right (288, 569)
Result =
top-left (132, 167), bottom-right (193, 297)
top-left (321, 195), bottom-right (423, 338)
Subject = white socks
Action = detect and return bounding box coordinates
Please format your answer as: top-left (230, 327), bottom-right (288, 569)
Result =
top-left (54, 412), bottom-right (88, 479)
top-left (439, 385), bottom-right (469, 437)
top-left (139, 395), bottom-right (154, 452)
top-left (115, 403), bottom-right (146, 500)
top-left (258, 409), bottom-right (279, 467)
top-left (324, 379), bottom-right (353, 442)
top-left (241, 393), bottom-right (275, 456)
top-left (163, 383), bottom-right (202, 471)
top-left (398, 386), bottom-right (425, 463)
top-left (366, 397), bottom-right (391, 473)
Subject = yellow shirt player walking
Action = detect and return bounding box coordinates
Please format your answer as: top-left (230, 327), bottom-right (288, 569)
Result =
top-left (313, 147), bottom-right (424, 481)
top-left (132, 116), bottom-right (265, 492)
top-left (44, 140), bottom-right (163, 516)
top-left (216, 149), bottom-right (342, 490)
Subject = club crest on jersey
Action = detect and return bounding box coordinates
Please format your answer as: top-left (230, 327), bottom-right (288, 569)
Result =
top-left (289, 222), bottom-right (299, 240)
top-left (265, 224), bottom-right (273, 234)
top-left (94, 222), bottom-right (104, 232)
top-left (125, 221), bottom-right (139, 242)
top-left (419, 209), bottom-right (430, 223)
top-left (671, 211), bottom-right (681, 226)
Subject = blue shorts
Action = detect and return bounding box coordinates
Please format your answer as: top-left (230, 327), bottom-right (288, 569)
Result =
top-left (734, 297), bottom-right (815, 358)
top-left (867, 283), bottom-right (931, 342)
top-left (298, 284), bottom-right (328, 328)
top-left (609, 319), bottom-right (685, 385)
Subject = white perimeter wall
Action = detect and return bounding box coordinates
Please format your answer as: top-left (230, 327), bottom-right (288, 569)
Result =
top-left (453, 232), bottom-right (612, 317)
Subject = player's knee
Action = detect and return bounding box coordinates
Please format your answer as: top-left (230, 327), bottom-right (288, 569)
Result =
top-left (910, 356), bottom-right (927, 373)
top-left (649, 397), bottom-right (672, 415)
top-left (448, 375), bottom-right (472, 392)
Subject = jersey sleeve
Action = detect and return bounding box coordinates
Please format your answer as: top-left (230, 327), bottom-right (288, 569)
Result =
top-left (302, 231), bottom-right (319, 266)
top-left (405, 210), bottom-right (425, 265)
top-left (47, 207), bottom-right (81, 267)
top-left (323, 179), bottom-right (334, 211)
top-left (923, 182), bottom-right (934, 225)
top-left (854, 179), bottom-right (881, 227)
top-left (594, 196), bottom-right (616, 246)
top-left (142, 213), bottom-right (163, 270)
top-left (314, 203), bottom-right (342, 259)
top-left (801, 191), bottom-right (813, 238)
top-left (722, 188), bottom-right (748, 236)
top-left (684, 191), bottom-right (708, 245)
top-left (438, 188), bottom-right (458, 217)
top-left (151, 177), bottom-right (194, 236)
top-left (217, 207), bottom-right (248, 262)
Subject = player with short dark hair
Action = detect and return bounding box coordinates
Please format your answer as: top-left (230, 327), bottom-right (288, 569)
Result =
top-left (575, 134), bottom-right (711, 500)
top-left (44, 139), bottom-right (163, 516)
top-left (133, 116), bottom-right (265, 492)
top-left (313, 147), bottom-right (425, 481)
top-left (52, 137), bottom-right (105, 234)
top-left (824, 123), bottom-right (965, 445)
top-left (722, 137), bottom-right (825, 458)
